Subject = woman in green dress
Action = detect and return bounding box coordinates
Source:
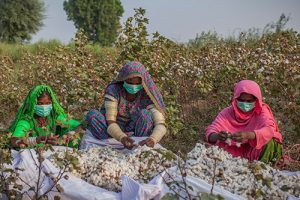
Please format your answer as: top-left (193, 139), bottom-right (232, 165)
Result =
top-left (9, 85), bottom-right (81, 148)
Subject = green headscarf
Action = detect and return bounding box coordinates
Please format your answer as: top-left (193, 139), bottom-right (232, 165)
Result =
top-left (8, 85), bottom-right (66, 133)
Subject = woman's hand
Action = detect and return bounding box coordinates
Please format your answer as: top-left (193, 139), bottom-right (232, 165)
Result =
top-left (218, 131), bottom-right (228, 141)
top-left (11, 137), bottom-right (26, 148)
top-left (231, 131), bottom-right (256, 142)
top-left (139, 138), bottom-right (155, 148)
top-left (36, 136), bottom-right (47, 144)
top-left (208, 131), bottom-right (228, 143)
top-left (120, 136), bottom-right (134, 149)
top-left (36, 135), bottom-right (59, 145)
top-left (46, 135), bottom-right (59, 145)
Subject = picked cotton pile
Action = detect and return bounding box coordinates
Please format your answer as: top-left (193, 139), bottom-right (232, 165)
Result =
top-left (179, 143), bottom-right (300, 200)
top-left (49, 146), bottom-right (176, 191)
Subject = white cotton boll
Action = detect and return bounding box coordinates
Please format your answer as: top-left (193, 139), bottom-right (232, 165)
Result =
top-left (48, 143), bottom-right (300, 198)
top-left (180, 143), bottom-right (300, 199)
top-left (225, 138), bottom-right (232, 146)
top-left (52, 146), bottom-right (178, 192)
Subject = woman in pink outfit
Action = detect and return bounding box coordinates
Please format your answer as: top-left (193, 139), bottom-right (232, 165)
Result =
top-left (205, 80), bottom-right (282, 163)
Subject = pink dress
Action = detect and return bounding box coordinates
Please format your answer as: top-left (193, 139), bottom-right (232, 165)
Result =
top-left (205, 80), bottom-right (282, 161)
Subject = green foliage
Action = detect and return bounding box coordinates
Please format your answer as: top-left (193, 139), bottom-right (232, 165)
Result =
top-left (263, 13), bottom-right (290, 34)
top-left (189, 14), bottom-right (291, 49)
top-left (63, 0), bottom-right (124, 46)
top-left (0, 39), bottom-right (63, 62)
top-left (0, 0), bottom-right (45, 43)
top-left (200, 193), bottom-right (224, 200)
top-left (0, 133), bottom-right (24, 199)
top-left (116, 8), bottom-right (151, 64)
top-left (161, 193), bottom-right (178, 200)
top-left (188, 31), bottom-right (220, 48)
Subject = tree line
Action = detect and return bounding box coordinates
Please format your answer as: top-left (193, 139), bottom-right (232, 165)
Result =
top-left (0, 0), bottom-right (123, 46)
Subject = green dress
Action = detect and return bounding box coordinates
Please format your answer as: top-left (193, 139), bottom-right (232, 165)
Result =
top-left (12, 114), bottom-right (80, 137)
top-left (9, 85), bottom-right (81, 147)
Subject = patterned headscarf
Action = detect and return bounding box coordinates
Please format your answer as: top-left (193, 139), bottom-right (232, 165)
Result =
top-left (108, 61), bottom-right (166, 114)
top-left (8, 85), bottom-right (66, 133)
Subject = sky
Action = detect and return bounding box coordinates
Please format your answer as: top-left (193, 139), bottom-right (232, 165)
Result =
top-left (31, 0), bottom-right (300, 43)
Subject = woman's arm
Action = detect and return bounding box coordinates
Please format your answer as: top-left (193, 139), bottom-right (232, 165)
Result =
top-left (104, 99), bottom-right (134, 149)
top-left (149, 107), bottom-right (166, 143)
top-left (11, 120), bottom-right (31, 148)
top-left (231, 131), bottom-right (256, 142)
top-left (139, 107), bottom-right (166, 147)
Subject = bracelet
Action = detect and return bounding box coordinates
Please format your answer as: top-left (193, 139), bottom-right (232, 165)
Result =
top-left (15, 139), bottom-right (22, 145)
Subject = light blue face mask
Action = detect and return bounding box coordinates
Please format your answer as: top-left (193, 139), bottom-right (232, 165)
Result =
top-left (123, 82), bottom-right (143, 94)
top-left (34, 104), bottom-right (53, 117)
top-left (236, 100), bottom-right (255, 113)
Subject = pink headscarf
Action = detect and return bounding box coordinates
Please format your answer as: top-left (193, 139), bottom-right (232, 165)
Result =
top-left (205, 80), bottom-right (282, 160)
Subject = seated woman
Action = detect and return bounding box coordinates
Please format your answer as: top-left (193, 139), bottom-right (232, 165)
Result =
top-left (10, 85), bottom-right (81, 148)
top-left (205, 80), bottom-right (282, 163)
top-left (85, 61), bottom-right (166, 149)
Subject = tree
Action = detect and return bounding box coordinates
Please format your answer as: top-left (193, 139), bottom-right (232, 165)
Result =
top-left (0, 0), bottom-right (45, 43)
top-left (63, 0), bottom-right (124, 46)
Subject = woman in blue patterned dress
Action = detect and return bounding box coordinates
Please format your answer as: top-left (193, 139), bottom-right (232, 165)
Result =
top-left (85, 61), bottom-right (167, 149)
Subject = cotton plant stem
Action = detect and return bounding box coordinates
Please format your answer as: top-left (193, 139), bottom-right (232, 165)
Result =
top-left (178, 160), bottom-right (192, 200)
top-left (39, 158), bottom-right (69, 199)
top-left (210, 158), bottom-right (218, 195)
top-left (35, 152), bottom-right (43, 199)
top-left (18, 177), bottom-right (34, 200)
top-left (151, 151), bottom-right (197, 199)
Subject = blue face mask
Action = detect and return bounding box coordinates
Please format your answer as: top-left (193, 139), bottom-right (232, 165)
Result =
top-left (236, 100), bottom-right (255, 113)
top-left (123, 82), bottom-right (143, 94)
top-left (34, 104), bottom-right (53, 117)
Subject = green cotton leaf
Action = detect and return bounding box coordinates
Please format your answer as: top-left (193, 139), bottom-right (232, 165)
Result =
top-left (54, 196), bottom-right (61, 200)
top-left (71, 157), bottom-right (79, 166)
top-left (56, 184), bottom-right (64, 193)
top-left (142, 151), bottom-right (151, 159)
top-left (71, 138), bottom-right (79, 146)
top-left (147, 158), bottom-right (154, 168)
top-left (56, 120), bottom-right (69, 128)
top-left (164, 151), bottom-right (176, 161)
top-left (65, 151), bottom-right (71, 161)
top-left (64, 175), bottom-right (69, 180)
top-left (44, 172), bottom-right (50, 176)
top-left (281, 185), bottom-right (291, 192)
top-left (15, 167), bottom-right (25, 171)
top-left (49, 145), bottom-right (55, 152)
top-left (201, 193), bottom-right (224, 200)
top-left (16, 184), bottom-right (23, 191)
top-left (187, 185), bottom-right (194, 191)
top-left (255, 189), bottom-right (264, 198)
top-left (3, 168), bottom-right (14, 173)
top-left (263, 177), bottom-right (272, 188)
top-left (255, 174), bottom-right (263, 180)
top-left (161, 193), bottom-right (178, 200)
top-left (56, 160), bottom-right (64, 168)
top-left (29, 186), bottom-right (35, 191)
top-left (260, 163), bottom-right (267, 170)
top-left (153, 149), bottom-right (164, 155)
